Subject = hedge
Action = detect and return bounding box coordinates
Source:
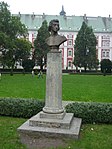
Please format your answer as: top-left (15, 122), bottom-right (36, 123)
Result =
top-left (0, 98), bottom-right (44, 118)
top-left (66, 102), bottom-right (112, 124)
top-left (0, 98), bottom-right (112, 124)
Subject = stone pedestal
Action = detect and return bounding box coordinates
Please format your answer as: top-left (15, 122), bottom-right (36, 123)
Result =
top-left (43, 52), bottom-right (64, 114)
top-left (18, 50), bottom-right (82, 149)
top-left (18, 113), bottom-right (82, 148)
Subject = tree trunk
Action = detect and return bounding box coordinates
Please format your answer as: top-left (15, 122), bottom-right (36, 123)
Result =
top-left (10, 66), bottom-right (14, 76)
top-left (40, 58), bottom-right (43, 70)
top-left (84, 66), bottom-right (87, 72)
top-left (103, 69), bottom-right (106, 76)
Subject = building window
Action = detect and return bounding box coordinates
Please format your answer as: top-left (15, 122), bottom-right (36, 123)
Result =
top-left (68, 34), bottom-right (73, 39)
top-left (60, 48), bottom-right (64, 57)
top-left (102, 35), bottom-right (110, 40)
top-left (68, 39), bottom-right (73, 46)
top-left (101, 40), bottom-right (110, 47)
top-left (68, 61), bottom-right (72, 67)
top-left (101, 35), bottom-right (110, 47)
top-left (102, 49), bottom-right (110, 59)
top-left (68, 50), bottom-right (72, 56)
top-left (106, 52), bottom-right (109, 57)
top-left (102, 51), bottom-right (105, 57)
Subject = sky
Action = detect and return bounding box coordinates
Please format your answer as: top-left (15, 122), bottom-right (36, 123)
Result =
top-left (2, 0), bottom-right (112, 17)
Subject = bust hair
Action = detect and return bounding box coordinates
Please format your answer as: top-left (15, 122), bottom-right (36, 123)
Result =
top-left (48, 19), bottom-right (60, 31)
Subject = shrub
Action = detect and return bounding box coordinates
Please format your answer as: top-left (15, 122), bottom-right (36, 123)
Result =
top-left (0, 98), bottom-right (112, 124)
top-left (66, 102), bottom-right (112, 124)
top-left (100, 59), bottom-right (112, 74)
top-left (0, 98), bottom-right (44, 118)
top-left (22, 59), bottom-right (35, 72)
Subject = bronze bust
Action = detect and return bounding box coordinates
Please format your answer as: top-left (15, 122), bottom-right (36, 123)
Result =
top-left (46, 19), bottom-right (67, 51)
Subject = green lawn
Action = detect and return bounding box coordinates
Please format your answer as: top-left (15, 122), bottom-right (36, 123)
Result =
top-left (0, 117), bottom-right (26, 149)
top-left (0, 74), bottom-right (112, 102)
top-left (0, 116), bottom-right (112, 149)
top-left (0, 74), bottom-right (112, 149)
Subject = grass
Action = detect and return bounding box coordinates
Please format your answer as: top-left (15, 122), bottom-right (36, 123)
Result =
top-left (67, 124), bottom-right (112, 149)
top-left (0, 74), bottom-right (112, 102)
top-left (0, 116), bottom-right (112, 149)
top-left (0, 117), bottom-right (26, 149)
top-left (0, 74), bottom-right (46, 100)
top-left (63, 74), bottom-right (112, 102)
top-left (0, 74), bottom-right (112, 148)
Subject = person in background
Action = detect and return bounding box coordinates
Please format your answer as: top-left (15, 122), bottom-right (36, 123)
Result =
top-left (38, 70), bottom-right (43, 78)
top-left (31, 70), bottom-right (34, 77)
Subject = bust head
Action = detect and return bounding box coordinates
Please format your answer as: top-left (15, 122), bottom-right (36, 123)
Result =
top-left (48, 19), bottom-right (60, 35)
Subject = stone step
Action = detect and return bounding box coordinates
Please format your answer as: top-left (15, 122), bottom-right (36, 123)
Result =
top-left (18, 115), bottom-right (82, 140)
top-left (29, 112), bottom-right (74, 129)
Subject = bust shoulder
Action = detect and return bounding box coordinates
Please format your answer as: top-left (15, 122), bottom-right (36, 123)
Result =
top-left (46, 35), bottom-right (67, 47)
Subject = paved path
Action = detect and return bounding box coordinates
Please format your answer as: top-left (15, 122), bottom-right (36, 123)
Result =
top-left (62, 101), bottom-right (74, 107)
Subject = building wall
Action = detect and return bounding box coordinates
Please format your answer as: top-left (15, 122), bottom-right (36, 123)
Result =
top-left (27, 28), bottom-right (112, 70)
top-left (13, 13), bottom-right (112, 70)
top-left (28, 31), bottom-right (112, 69)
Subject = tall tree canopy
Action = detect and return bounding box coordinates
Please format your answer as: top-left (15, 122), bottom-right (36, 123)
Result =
top-left (34, 20), bottom-right (50, 70)
top-left (0, 1), bottom-right (31, 70)
top-left (74, 21), bottom-right (98, 71)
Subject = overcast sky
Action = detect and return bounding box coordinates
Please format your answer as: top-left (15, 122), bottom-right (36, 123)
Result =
top-left (2, 0), bottom-right (112, 17)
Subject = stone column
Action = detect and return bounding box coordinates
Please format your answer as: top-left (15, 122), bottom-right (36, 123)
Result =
top-left (43, 51), bottom-right (64, 114)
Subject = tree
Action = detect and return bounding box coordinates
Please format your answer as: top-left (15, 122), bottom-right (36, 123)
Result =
top-left (0, 1), bottom-right (30, 73)
top-left (100, 59), bottom-right (112, 75)
top-left (22, 59), bottom-right (35, 72)
top-left (34, 20), bottom-right (50, 70)
top-left (74, 21), bottom-right (97, 72)
top-left (14, 38), bottom-right (32, 63)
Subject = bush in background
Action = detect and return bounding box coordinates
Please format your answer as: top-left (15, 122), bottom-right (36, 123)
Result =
top-left (0, 98), bottom-right (44, 118)
top-left (22, 59), bottom-right (35, 72)
top-left (66, 102), bottom-right (112, 124)
top-left (0, 98), bottom-right (112, 124)
top-left (100, 59), bottom-right (112, 75)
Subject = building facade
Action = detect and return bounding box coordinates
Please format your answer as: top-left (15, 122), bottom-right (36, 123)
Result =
top-left (14, 9), bottom-right (112, 69)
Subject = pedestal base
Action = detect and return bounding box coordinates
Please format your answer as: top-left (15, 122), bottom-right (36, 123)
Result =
top-left (29, 112), bottom-right (73, 129)
top-left (18, 112), bottom-right (82, 149)
top-left (39, 111), bottom-right (66, 119)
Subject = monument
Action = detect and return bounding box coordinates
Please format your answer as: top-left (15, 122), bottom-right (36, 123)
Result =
top-left (18, 19), bottom-right (82, 149)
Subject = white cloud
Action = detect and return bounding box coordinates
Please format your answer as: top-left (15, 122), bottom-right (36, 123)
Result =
top-left (2, 0), bottom-right (112, 17)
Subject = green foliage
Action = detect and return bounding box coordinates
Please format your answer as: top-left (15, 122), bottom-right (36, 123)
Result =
top-left (22, 59), bottom-right (35, 72)
top-left (0, 2), bottom-right (11, 35)
top-left (9, 16), bottom-right (27, 38)
top-left (74, 21), bottom-right (97, 71)
top-left (66, 102), bottom-right (112, 124)
top-left (0, 98), bottom-right (44, 118)
top-left (100, 59), bottom-right (112, 74)
top-left (0, 97), bottom-right (112, 124)
top-left (0, 1), bottom-right (30, 70)
top-left (0, 2), bottom-right (27, 39)
top-left (34, 20), bottom-right (50, 70)
top-left (15, 38), bottom-right (31, 61)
